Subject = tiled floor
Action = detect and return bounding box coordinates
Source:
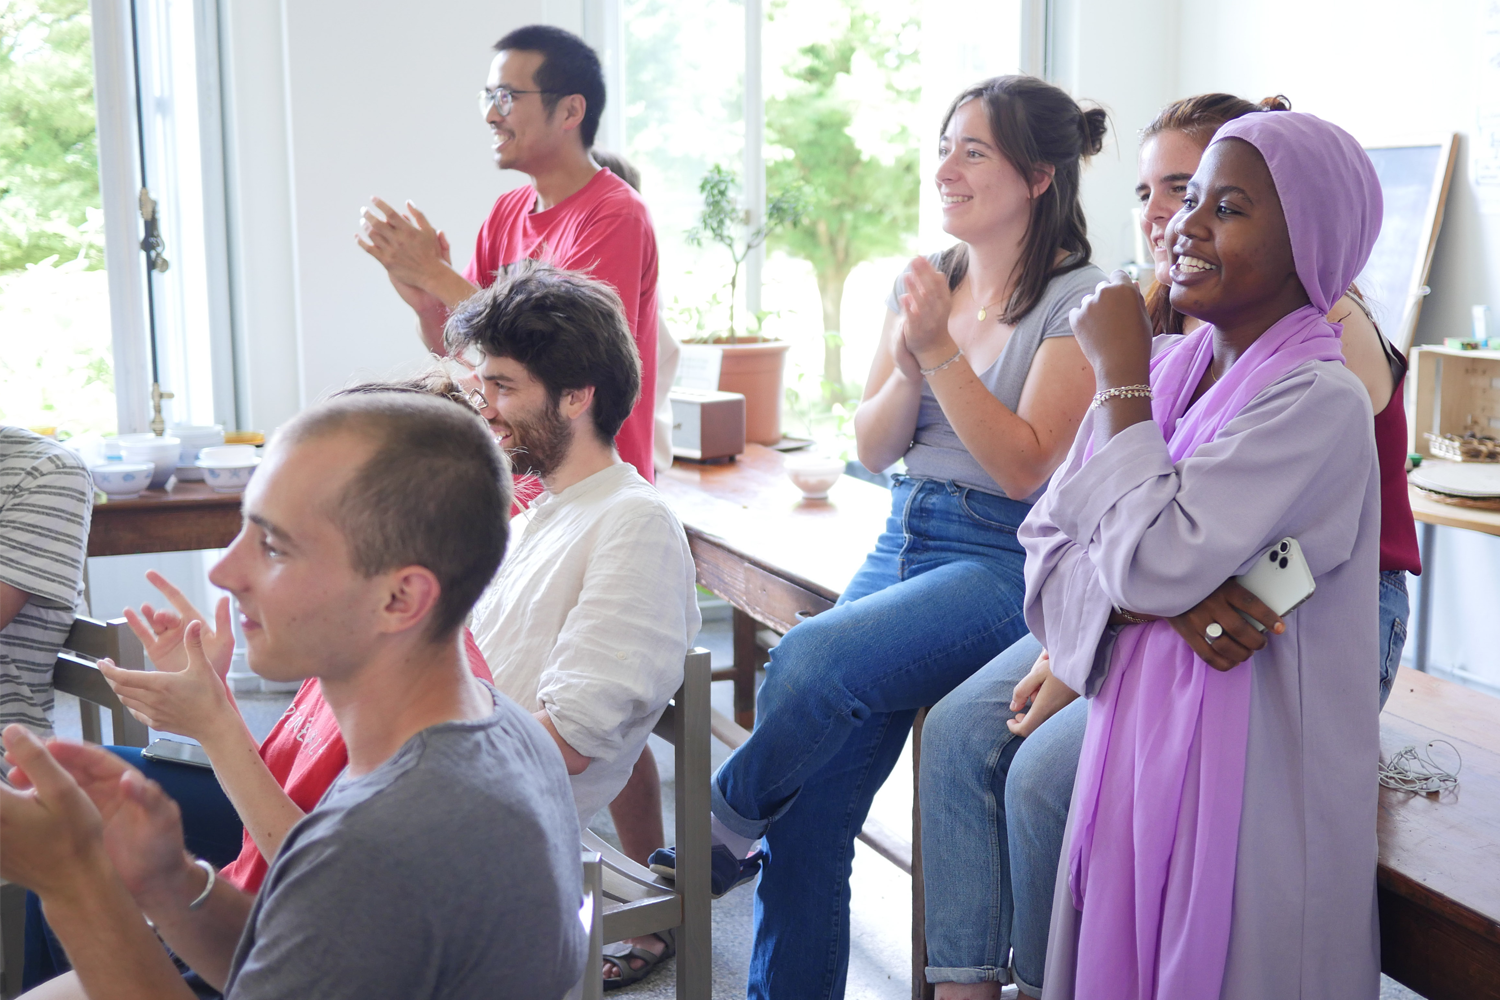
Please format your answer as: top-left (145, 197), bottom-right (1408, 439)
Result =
top-left (52, 610), bottom-right (1426, 999)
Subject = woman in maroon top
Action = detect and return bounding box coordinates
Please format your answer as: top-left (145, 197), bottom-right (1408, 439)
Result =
top-left (1136, 93), bottom-right (1420, 706)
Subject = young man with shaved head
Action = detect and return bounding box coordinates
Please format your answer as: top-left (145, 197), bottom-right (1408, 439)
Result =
top-left (358, 24), bottom-right (660, 484)
top-left (0, 393), bottom-right (585, 1000)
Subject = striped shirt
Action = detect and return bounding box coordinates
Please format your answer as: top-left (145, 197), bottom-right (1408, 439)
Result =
top-left (1, 427), bottom-right (94, 734)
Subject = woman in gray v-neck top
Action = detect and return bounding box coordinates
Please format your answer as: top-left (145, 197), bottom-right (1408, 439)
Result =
top-left (701, 75), bottom-right (1109, 1000)
top-left (887, 257), bottom-right (1106, 502)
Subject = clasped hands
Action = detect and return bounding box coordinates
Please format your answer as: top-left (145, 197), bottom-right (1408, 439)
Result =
top-left (1007, 579), bottom-right (1285, 736)
top-left (891, 255), bottom-right (960, 380)
top-left (356, 196), bottom-right (453, 312)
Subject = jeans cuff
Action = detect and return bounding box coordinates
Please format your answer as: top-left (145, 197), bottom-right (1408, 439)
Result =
top-left (1012, 967), bottom-right (1042, 996)
top-left (924, 965), bottom-right (1010, 985)
top-left (710, 764), bottom-right (777, 840)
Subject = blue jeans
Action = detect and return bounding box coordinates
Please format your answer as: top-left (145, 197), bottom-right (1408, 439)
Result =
top-left (919, 632), bottom-right (1041, 986)
top-left (712, 476), bottom-right (1033, 1000)
top-left (923, 571), bottom-right (1414, 994)
top-left (1378, 569), bottom-right (1409, 709)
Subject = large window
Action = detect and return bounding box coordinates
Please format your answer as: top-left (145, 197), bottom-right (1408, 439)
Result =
top-left (0, 0), bottom-right (115, 438)
top-left (0, 0), bottom-right (231, 443)
top-left (622, 0), bottom-right (1021, 456)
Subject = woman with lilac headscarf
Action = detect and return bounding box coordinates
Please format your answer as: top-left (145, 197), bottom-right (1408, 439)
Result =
top-left (1023, 110), bottom-right (1384, 998)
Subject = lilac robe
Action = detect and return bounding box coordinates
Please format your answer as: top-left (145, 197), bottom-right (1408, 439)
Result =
top-left (1022, 359), bottom-right (1382, 999)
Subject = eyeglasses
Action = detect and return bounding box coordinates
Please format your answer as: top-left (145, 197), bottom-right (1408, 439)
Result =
top-left (477, 86), bottom-right (555, 118)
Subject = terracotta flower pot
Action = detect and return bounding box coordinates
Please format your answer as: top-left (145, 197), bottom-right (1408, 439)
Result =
top-left (717, 340), bottom-right (791, 446)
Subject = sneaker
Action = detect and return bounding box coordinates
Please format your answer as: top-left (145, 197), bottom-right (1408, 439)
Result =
top-left (648, 844), bottom-right (764, 898)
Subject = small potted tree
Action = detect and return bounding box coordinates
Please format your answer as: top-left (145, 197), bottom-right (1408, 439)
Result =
top-left (686, 165), bottom-right (804, 444)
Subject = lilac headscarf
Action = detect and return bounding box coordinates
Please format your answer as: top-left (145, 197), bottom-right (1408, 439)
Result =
top-left (1065, 111), bottom-right (1382, 998)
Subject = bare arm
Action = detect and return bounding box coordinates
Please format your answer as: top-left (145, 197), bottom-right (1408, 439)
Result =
top-left (853, 308), bottom-right (925, 473)
top-left (0, 580), bottom-right (31, 631)
top-left (112, 587), bottom-right (309, 864)
top-left (925, 337), bottom-right (1096, 498)
top-left (533, 709), bottom-right (592, 775)
top-left (1329, 294), bottom-right (1395, 412)
top-left (0, 728), bottom-right (253, 996)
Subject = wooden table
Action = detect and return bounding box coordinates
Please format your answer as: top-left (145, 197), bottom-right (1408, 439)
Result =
top-left (658, 445), bottom-right (891, 729)
top-left (1379, 666), bottom-right (1500, 1000)
top-left (1407, 483), bottom-right (1500, 673)
top-left (88, 481), bottom-right (243, 557)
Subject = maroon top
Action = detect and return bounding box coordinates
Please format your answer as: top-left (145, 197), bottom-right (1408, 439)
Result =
top-left (1375, 366), bottom-right (1421, 574)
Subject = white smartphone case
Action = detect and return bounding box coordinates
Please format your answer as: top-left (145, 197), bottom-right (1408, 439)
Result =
top-left (1233, 537), bottom-right (1315, 632)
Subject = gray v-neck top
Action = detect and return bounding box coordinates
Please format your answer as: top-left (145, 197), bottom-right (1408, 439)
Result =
top-left (886, 255), bottom-right (1105, 502)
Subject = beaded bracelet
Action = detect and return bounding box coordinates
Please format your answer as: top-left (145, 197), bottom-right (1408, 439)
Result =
top-left (1113, 606), bottom-right (1150, 625)
top-left (919, 350), bottom-right (964, 377)
top-left (1090, 384), bottom-right (1152, 409)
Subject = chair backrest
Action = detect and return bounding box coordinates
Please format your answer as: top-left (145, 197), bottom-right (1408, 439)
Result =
top-left (53, 616), bottom-right (148, 747)
top-left (580, 647), bottom-right (713, 999)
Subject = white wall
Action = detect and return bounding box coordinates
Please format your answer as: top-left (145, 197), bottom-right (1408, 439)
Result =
top-left (218, 0), bottom-right (588, 431)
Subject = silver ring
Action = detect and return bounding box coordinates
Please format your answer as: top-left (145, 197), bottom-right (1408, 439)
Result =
top-left (1204, 622), bottom-right (1224, 643)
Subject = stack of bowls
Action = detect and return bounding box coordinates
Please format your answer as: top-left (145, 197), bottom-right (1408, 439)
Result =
top-left (170, 424), bottom-right (225, 481)
top-left (117, 433), bottom-right (182, 490)
top-left (196, 445), bottom-right (260, 493)
top-left (90, 462), bottom-right (157, 500)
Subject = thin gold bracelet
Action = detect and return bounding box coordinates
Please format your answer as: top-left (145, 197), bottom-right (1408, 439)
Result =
top-left (1090, 384), bottom-right (1152, 409)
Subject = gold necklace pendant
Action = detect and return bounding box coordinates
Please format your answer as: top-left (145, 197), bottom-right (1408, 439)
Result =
top-left (977, 307), bottom-right (987, 322)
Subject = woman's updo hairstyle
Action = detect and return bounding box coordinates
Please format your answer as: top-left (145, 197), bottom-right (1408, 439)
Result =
top-left (1140, 93), bottom-right (1292, 333)
top-left (935, 75), bottom-right (1107, 324)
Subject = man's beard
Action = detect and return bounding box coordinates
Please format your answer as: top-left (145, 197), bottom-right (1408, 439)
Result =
top-left (503, 400), bottom-right (573, 480)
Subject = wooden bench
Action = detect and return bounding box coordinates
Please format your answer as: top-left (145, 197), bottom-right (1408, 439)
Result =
top-left (662, 445), bottom-right (1500, 999)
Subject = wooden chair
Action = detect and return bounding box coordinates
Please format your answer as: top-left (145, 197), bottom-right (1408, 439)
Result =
top-left (53, 616), bottom-right (149, 748)
top-left (578, 647), bottom-right (713, 999)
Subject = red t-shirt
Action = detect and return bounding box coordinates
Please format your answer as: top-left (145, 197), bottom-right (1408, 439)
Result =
top-left (462, 168), bottom-right (658, 483)
top-left (219, 630), bottom-right (495, 894)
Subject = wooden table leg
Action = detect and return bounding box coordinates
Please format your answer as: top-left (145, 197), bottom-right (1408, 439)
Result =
top-left (912, 707), bottom-right (934, 1000)
top-left (731, 608), bottom-right (761, 731)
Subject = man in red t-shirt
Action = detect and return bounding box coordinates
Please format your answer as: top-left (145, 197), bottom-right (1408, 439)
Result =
top-left (358, 25), bottom-right (658, 483)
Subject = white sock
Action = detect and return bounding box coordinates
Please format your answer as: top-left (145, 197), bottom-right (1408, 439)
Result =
top-left (710, 814), bottom-right (758, 858)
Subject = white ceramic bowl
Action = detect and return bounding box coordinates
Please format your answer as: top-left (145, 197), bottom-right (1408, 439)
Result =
top-left (785, 455), bottom-right (846, 500)
top-left (91, 462), bottom-right (156, 500)
top-left (197, 445), bottom-right (260, 493)
top-left (118, 435), bottom-right (181, 489)
top-left (170, 424), bottom-right (225, 481)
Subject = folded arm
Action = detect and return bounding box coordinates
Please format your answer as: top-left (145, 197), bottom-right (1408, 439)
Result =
top-left (1025, 369), bottom-right (1373, 693)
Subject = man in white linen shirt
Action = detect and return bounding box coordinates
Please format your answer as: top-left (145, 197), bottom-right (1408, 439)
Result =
top-left (451, 262), bottom-right (700, 985)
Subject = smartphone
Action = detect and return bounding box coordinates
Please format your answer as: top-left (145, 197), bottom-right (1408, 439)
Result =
top-left (140, 738), bottom-right (214, 770)
top-left (1233, 537), bottom-right (1315, 632)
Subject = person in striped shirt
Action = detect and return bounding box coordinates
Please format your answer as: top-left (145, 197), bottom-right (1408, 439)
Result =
top-left (0, 426), bottom-right (94, 737)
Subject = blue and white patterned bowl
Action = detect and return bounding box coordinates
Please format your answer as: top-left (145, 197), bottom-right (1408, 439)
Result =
top-left (196, 454), bottom-right (260, 494)
top-left (91, 462), bottom-right (156, 500)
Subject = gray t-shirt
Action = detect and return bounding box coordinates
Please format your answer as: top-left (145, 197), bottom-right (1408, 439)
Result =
top-left (886, 256), bottom-right (1106, 502)
top-left (223, 683), bottom-right (586, 1000)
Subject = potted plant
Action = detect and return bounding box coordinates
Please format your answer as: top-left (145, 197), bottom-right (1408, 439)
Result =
top-left (685, 164), bottom-right (805, 444)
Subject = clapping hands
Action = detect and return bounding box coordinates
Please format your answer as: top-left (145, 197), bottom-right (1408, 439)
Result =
top-left (108, 571), bottom-right (238, 741)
